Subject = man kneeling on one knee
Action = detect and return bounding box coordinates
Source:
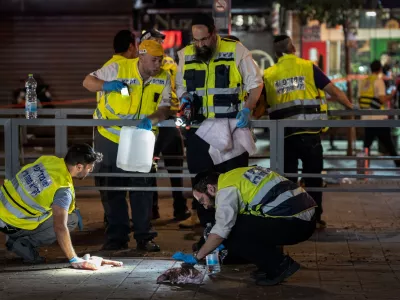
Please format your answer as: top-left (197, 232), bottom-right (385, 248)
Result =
top-left (0, 144), bottom-right (122, 270)
top-left (176, 166), bottom-right (316, 286)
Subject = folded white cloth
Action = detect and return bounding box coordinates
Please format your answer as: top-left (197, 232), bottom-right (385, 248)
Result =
top-left (195, 119), bottom-right (257, 165)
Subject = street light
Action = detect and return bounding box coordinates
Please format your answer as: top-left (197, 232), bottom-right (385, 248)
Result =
top-left (366, 11), bottom-right (377, 17)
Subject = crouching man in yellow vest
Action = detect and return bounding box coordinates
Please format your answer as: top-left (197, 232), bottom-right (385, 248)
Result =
top-left (0, 144), bottom-right (120, 270)
top-left (173, 166), bottom-right (317, 286)
top-left (83, 40), bottom-right (171, 252)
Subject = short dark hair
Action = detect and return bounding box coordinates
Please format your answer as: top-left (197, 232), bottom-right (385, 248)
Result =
top-left (113, 30), bottom-right (136, 53)
top-left (191, 13), bottom-right (215, 33)
top-left (273, 35), bottom-right (293, 56)
top-left (64, 144), bottom-right (103, 166)
top-left (192, 170), bottom-right (220, 193)
top-left (370, 60), bottom-right (382, 73)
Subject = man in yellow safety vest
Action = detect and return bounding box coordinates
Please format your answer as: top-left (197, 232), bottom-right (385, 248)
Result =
top-left (175, 13), bottom-right (263, 232)
top-left (263, 35), bottom-right (353, 228)
top-left (173, 166), bottom-right (316, 286)
top-left (359, 60), bottom-right (400, 166)
top-left (0, 144), bottom-right (118, 270)
top-left (83, 40), bottom-right (172, 252)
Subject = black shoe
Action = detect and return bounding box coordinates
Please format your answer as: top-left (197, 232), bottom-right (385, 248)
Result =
top-left (174, 210), bottom-right (191, 221)
top-left (152, 209), bottom-right (161, 220)
top-left (256, 256), bottom-right (300, 286)
top-left (101, 240), bottom-right (129, 251)
top-left (137, 239), bottom-right (160, 252)
top-left (250, 269), bottom-right (268, 280)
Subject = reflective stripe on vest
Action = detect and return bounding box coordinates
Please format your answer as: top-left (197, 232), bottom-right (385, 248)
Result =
top-left (268, 98), bottom-right (328, 120)
top-left (359, 96), bottom-right (382, 109)
top-left (0, 188), bottom-right (51, 222)
top-left (182, 36), bottom-right (244, 119)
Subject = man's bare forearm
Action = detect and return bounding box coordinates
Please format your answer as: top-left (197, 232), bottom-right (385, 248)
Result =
top-left (148, 107), bottom-right (171, 124)
top-left (83, 75), bottom-right (105, 92)
top-left (324, 83), bottom-right (353, 109)
top-left (243, 84), bottom-right (263, 110)
top-left (195, 234), bottom-right (225, 260)
top-left (55, 225), bottom-right (77, 260)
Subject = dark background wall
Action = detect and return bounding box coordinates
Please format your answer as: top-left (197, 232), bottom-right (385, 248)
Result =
top-left (0, 0), bottom-right (132, 105)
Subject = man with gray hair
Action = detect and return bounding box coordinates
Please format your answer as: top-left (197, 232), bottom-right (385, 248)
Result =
top-left (263, 35), bottom-right (353, 228)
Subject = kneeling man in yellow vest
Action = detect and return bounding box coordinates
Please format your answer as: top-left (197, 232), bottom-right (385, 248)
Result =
top-left (0, 144), bottom-right (121, 270)
top-left (173, 166), bottom-right (316, 286)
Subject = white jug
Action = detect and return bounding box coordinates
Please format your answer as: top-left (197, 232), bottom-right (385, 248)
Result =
top-left (116, 126), bottom-right (155, 173)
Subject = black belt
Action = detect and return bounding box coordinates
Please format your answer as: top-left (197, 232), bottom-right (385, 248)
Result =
top-left (0, 222), bottom-right (21, 234)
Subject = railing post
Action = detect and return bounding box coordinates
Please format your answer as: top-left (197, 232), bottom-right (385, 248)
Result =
top-left (276, 120), bottom-right (285, 174)
top-left (5, 118), bottom-right (21, 178)
top-left (269, 121), bottom-right (278, 172)
top-left (55, 109), bottom-right (68, 157)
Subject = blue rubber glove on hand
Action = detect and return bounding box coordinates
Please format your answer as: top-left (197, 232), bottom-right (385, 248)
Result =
top-left (137, 117), bottom-right (152, 130)
top-left (180, 94), bottom-right (193, 106)
top-left (172, 252), bottom-right (198, 265)
top-left (236, 107), bottom-right (251, 128)
top-left (102, 80), bottom-right (125, 92)
top-left (216, 244), bottom-right (225, 251)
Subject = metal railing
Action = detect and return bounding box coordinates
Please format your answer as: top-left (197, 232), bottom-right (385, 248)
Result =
top-left (0, 108), bottom-right (399, 193)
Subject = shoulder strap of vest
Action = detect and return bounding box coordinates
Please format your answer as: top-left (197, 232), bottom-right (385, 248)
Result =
top-left (221, 38), bottom-right (238, 43)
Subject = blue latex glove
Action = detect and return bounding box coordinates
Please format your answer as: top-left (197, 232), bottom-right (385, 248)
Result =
top-left (137, 117), bottom-right (152, 130)
top-left (236, 107), bottom-right (251, 128)
top-left (172, 252), bottom-right (198, 265)
top-left (102, 80), bottom-right (125, 92)
top-left (180, 94), bottom-right (193, 106)
top-left (216, 244), bottom-right (225, 251)
top-left (75, 208), bottom-right (83, 231)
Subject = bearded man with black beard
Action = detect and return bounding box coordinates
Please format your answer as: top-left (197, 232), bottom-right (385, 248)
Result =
top-left (175, 14), bottom-right (263, 248)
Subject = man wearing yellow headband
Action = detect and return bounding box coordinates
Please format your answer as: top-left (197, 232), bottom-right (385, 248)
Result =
top-left (83, 39), bottom-right (171, 252)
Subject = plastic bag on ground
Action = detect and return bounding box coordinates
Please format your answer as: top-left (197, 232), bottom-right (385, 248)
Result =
top-left (157, 263), bottom-right (203, 284)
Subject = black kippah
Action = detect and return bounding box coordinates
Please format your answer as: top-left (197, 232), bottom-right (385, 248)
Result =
top-left (192, 13), bottom-right (215, 28)
top-left (274, 35), bottom-right (290, 43)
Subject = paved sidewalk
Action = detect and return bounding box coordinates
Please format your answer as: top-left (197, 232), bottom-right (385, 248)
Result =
top-left (1, 181), bottom-right (400, 299)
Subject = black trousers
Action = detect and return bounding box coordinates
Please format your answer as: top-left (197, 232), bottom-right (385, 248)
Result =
top-left (152, 127), bottom-right (188, 216)
top-left (364, 127), bottom-right (400, 166)
top-left (185, 129), bottom-right (249, 227)
top-left (225, 214), bottom-right (315, 273)
top-left (284, 134), bottom-right (323, 221)
top-left (94, 131), bottom-right (156, 242)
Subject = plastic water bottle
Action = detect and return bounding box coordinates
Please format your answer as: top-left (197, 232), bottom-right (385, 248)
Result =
top-left (204, 223), bottom-right (221, 274)
top-left (206, 249), bottom-right (221, 274)
top-left (25, 74), bottom-right (37, 119)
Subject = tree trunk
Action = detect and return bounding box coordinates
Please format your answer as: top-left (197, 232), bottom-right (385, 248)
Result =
top-left (343, 22), bottom-right (355, 156)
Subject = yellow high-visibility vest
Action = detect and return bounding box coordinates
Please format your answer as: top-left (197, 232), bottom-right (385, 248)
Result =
top-left (94, 58), bottom-right (169, 143)
top-left (182, 36), bottom-right (244, 118)
top-left (263, 54), bottom-right (328, 137)
top-left (359, 74), bottom-right (383, 109)
top-left (162, 55), bottom-right (179, 111)
top-left (218, 166), bottom-right (317, 218)
top-left (0, 156), bottom-right (75, 230)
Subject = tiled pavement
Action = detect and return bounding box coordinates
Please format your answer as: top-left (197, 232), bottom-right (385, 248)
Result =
top-left (1, 181), bottom-right (400, 299)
